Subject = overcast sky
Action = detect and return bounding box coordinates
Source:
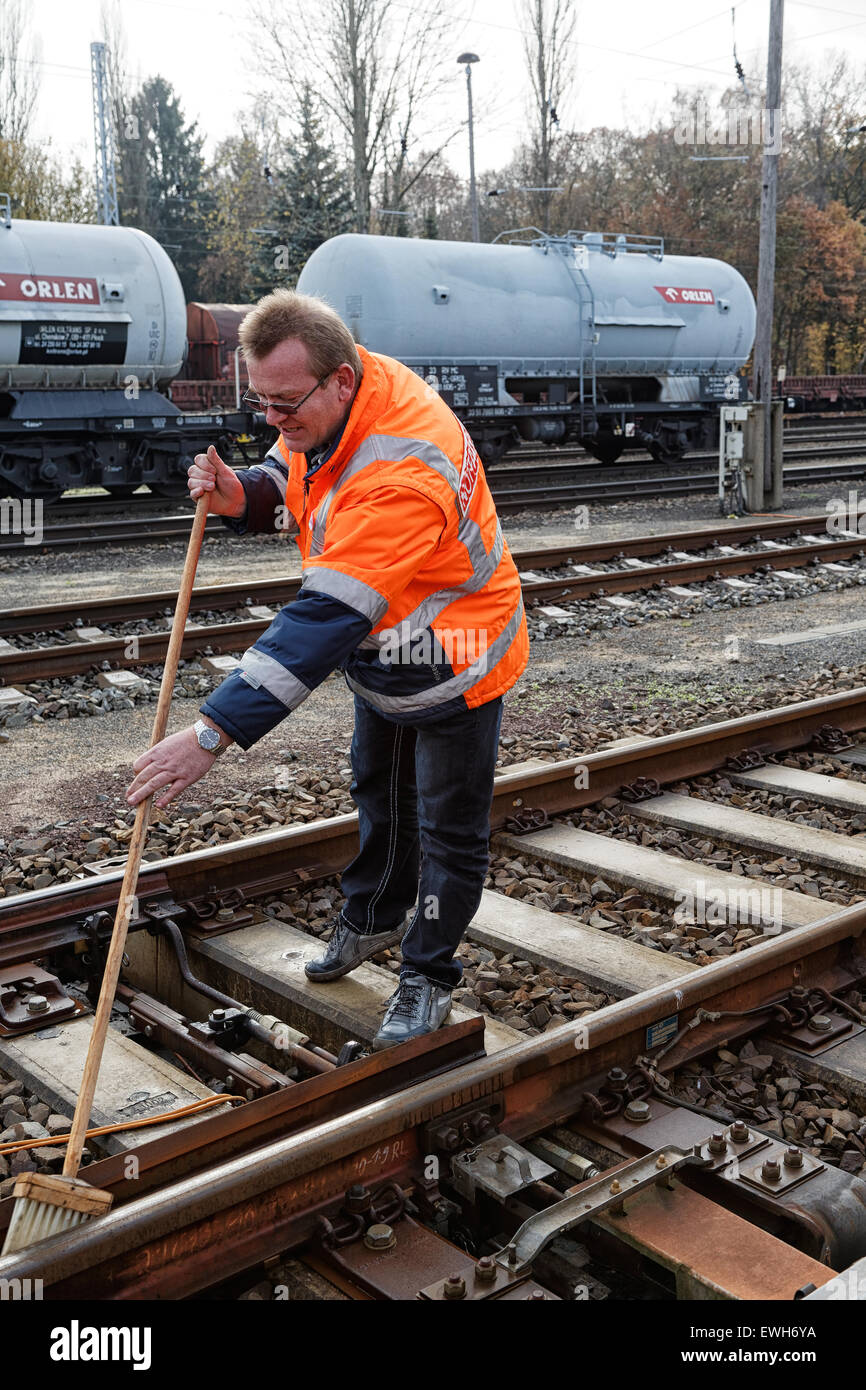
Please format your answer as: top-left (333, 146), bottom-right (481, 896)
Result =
top-left (26, 0), bottom-right (866, 182)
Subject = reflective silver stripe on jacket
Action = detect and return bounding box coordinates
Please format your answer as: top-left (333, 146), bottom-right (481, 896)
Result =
top-left (309, 433), bottom-right (462, 556)
top-left (404, 518), bottom-right (504, 634)
top-left (345, 597), bottom-right (525, 715)
top-left (237, 646), bottom-right (311, 711)
top-left (300, 567), bottom-right (389, 624)
top-left (247, 455), bottom-right (289, 498)
top-left (354, 519), bottom-right (504, 651)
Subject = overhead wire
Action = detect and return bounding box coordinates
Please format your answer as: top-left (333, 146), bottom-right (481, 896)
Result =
top-left (627, 3), bottom-right (740, 56)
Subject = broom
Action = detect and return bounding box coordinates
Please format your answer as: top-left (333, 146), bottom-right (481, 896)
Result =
top-left (2, 493), bottom-right (210, 1254)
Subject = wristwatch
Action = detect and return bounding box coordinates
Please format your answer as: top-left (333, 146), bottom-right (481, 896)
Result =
top-left (193, 719), bottom-right (226, 756)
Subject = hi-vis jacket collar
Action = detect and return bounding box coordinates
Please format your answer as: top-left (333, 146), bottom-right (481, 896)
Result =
top-left (323, 349), bottom-right (395, 474)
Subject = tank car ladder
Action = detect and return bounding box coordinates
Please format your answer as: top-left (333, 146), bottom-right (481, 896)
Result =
top-left (554, 237), bottom-right (598, 431)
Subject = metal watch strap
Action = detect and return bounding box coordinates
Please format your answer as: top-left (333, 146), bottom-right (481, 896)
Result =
top-left (194, 719), bottom-right (226, 756)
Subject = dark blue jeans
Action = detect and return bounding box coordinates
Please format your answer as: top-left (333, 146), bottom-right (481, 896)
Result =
top-left (339, 694), bottom-right (504, 988)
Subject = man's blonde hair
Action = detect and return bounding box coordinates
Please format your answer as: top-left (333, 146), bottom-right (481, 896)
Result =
top-left (239, 289), bottom-right (362, 379)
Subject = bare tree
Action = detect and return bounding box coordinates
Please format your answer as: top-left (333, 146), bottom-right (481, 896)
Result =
top-left (100, 2), bottom-right (132, 143)
top-left (252, 0), bottom-right (455, 234)
top-left (374, 5), bottom-right (464, 233)
top-left (784, 56), bottom-right (866, 219)
top-left (521, 0), bottom-right (576, 231)
top-left (0, 0), bottom-right (40, 142)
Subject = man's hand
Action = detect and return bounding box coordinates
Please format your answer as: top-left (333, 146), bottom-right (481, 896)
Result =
top-left (188, 445), bottom-right (246, 517)
top-left (126, 727), bottom-right (221, 809)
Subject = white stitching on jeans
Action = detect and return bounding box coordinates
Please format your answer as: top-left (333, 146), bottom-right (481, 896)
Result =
top-left (365, 724), bottom-right (403, 932)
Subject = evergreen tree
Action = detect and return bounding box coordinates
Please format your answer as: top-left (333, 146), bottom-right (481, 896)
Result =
top-left (119, 76), bottom-right (207, 298)
top-left (199, 132), bottom-right (272, 302)
top-left (254, 87), bottom-right (354, 294)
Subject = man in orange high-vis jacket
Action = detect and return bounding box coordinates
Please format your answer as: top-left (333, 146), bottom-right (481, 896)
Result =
top-left (127, 290), bottom-right (528, 1048)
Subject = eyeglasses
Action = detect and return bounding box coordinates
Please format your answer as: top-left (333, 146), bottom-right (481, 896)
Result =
top-left (242, 372), bottom-right (332, 417)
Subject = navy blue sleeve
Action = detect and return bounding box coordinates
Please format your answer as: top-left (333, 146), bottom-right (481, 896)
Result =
top-left (220, 458), bottom-right (291, 536)
top-left (200, 590), bottom-right (372, 748)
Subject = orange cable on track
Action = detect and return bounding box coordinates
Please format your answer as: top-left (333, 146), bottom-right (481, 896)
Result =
top-left (0, 1093), bottom-right (242, 1156)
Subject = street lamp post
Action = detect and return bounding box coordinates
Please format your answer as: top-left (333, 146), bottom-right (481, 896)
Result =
top-left (458, 52), bottom-right (480, 242)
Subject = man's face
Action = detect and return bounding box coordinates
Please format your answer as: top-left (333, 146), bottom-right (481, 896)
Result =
top-left (247, 339), bottom-right (357, 454)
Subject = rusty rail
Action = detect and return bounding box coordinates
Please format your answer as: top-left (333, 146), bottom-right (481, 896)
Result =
top-left (1, 895), bottom-right (865, 1297)
top-left (0, 511), bottom-right (847, 637)
top-left (2, 516), bottom-right (862, 682)
top-left (2, 685), bottom-right (866, 969)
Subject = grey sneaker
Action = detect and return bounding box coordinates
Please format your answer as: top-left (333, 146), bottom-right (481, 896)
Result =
top-left (373, 971), bottom-right (453, 1050)
top-left (304, 914), bottom-right (406, 983)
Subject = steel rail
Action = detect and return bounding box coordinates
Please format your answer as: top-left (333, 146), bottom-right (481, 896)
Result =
top-left (488, 449), bottom-right (866, 499)
top-left (491, 460), bottom-right (866, 512)
top-left (498, 440), bottom-right (866, 474)
top-left (0, 617), bottom-right (268, 682)
top-left (520, 533), bottom-right (866, 602)
top-left (0, 514), bottom-right (225, 553)
top-left (3, 444), bottom-right (865, 553)
top-left (473, 420), bottom-right (866, 466)
top-left (0, 1017), bottom-right (488, 1233)
top-left (2, 528), bottom-right (863, 682)
top-left (3, 685), bottom-right (866, 966)
top-left (1, 579), bottom-right (301, 635)
top-left (1, 894), bottom-right (865, 1298)
top-left (0, 511), bottom-right (848, 638)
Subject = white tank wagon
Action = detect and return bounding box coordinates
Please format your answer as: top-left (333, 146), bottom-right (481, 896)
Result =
top-left (298, 230), bottom-right (756, 463)
top-left (0, 214), bottom-right (266, 500)
top-left (0, 218), bottom-right (187, 389)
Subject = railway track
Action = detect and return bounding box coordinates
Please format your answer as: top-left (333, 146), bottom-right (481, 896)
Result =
top-left (3, 436), bottom-right (866, 553)
top-left (2, 689), bottom-right (866, 1302)
top-left (38, 417), bottom-right (866, 510)
top-left (491, 458), bottom-right (866, 512)
top-left (510, 421), bottom-right (866, 465)
top-left (1, 513), bottom-right (863, 685)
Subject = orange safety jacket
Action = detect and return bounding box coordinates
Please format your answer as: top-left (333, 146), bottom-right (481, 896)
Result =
top-left (202, 347), bottom-right (528, 744)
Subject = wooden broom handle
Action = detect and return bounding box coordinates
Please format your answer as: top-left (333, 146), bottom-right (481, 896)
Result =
top-left (63, 494), bottom-right (210, 1179)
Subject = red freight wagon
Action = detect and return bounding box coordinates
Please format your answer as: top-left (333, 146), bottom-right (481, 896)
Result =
top-left (783, 376), bottom-right (866, 411)
top-left (170, 303), bottom-right (254, 411)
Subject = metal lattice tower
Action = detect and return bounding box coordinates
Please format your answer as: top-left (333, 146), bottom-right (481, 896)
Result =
top-left (90, 41), bottom-right (119, 226)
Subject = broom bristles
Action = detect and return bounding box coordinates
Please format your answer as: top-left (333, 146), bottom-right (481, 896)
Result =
top-left (2, 1172), bottom-right (113, 1256)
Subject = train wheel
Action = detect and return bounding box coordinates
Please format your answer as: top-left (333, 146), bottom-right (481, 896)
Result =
top-left (476, 433), bottom-right (512, 464)
top-left (148, 481), bottom-right (190, 500)
top-left (2, 483), bottom-right (63, 505)
top-left (649, 440), bottom-right (686, 464)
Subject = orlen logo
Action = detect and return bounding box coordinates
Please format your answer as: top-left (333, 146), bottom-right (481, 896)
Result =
top-left (654, 285), bottom-right (715, 305)
top-left (0, 273), bottom-right (100, 303)
top-left (457, 427), bottom-right (480, 515)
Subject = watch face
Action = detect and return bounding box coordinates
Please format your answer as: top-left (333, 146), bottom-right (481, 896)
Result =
top-left (197, 724), bottom-right (221, 751)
